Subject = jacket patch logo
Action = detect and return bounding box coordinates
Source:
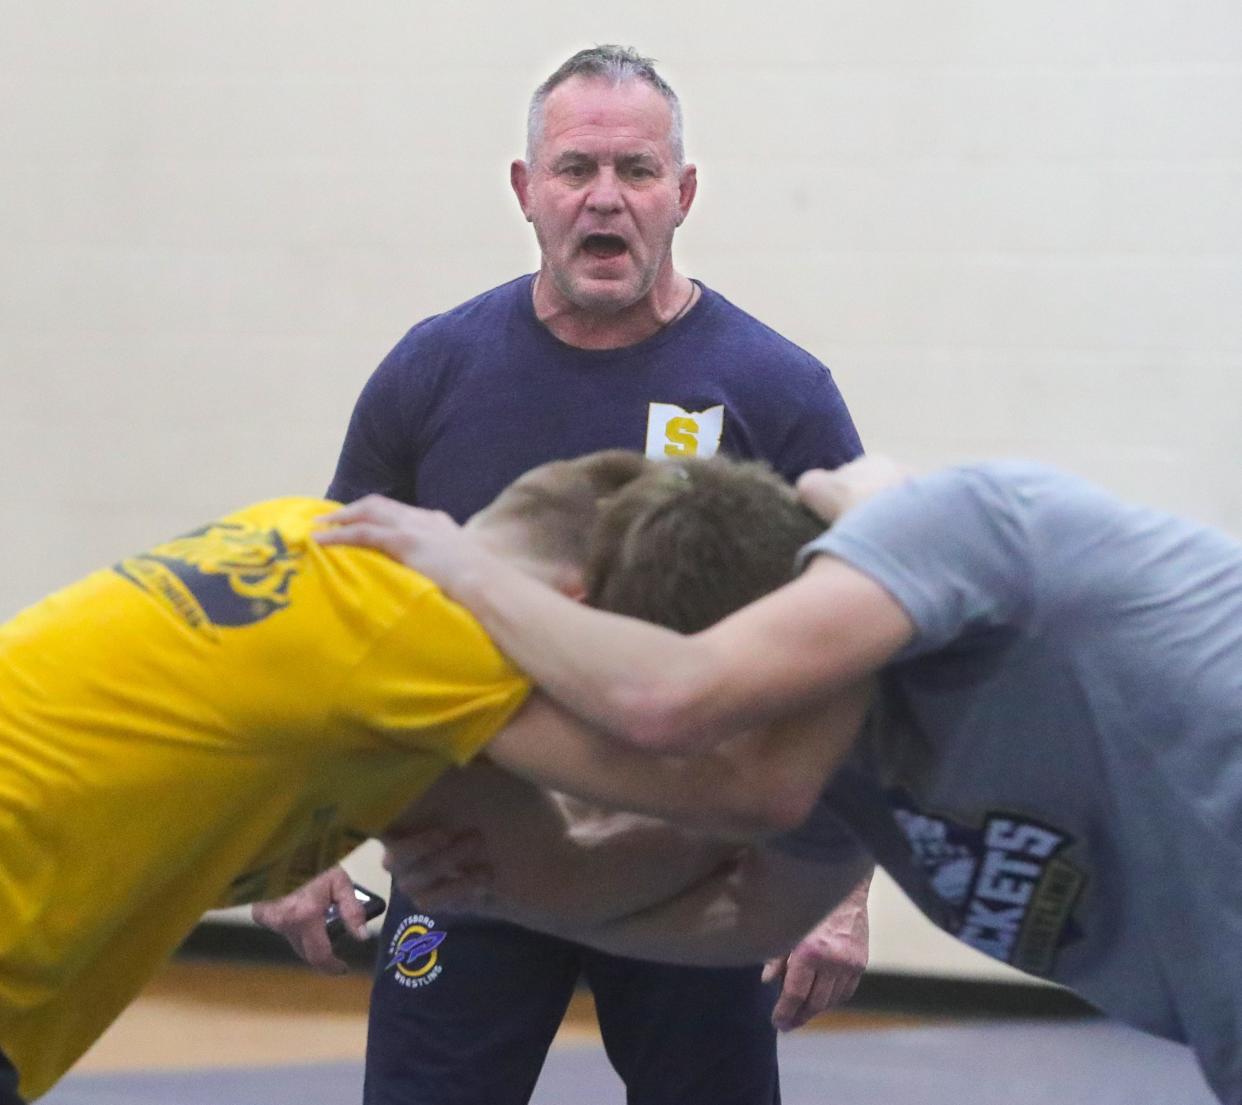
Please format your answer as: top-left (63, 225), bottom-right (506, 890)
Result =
top-left (115, 521), bottom-right (302, 631)
top-left (645, 402), bottom-right (724, 459)
top-left (385, 914), bottom-right (446, 989)
top-left (888, 791), bottom-right (1085, 975)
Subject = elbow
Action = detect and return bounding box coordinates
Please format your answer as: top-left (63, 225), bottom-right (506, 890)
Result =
top-left (743, 770), bottom-right (823, 838)
top-left (604, 637), bottom-right (740, 753)
top-left (601, 682), bottom-right (692, 751)
top-left (608, 675), bottom-right (731, 755)
top-left (767, 788), bottom-right (821, 836)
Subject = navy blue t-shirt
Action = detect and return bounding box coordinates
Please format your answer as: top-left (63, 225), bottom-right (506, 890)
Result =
top-left (340, 273), bottom-right (863, 1103)
top-left (329, 275), bottom-right (861, 516)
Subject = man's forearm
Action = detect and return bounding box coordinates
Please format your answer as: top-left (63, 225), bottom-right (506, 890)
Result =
top-left (832, 871), bottom-right (872, 928)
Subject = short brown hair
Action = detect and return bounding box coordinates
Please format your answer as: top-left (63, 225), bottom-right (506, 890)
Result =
top-left (481, 450), bottom-right (652, 569)
top-left (585, 456), bottom-right (825, 633)
top-left (486, 451), bottom-right (825, 632)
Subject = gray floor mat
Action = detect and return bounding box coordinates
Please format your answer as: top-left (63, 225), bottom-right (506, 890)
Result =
top-left (43, 1020), bottom-right (1215, 1105)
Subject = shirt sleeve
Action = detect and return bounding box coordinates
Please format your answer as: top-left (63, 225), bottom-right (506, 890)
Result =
top-left (327, 325), bottom-right (437, 504)
top-left (773, 360), bottom-right (864, 480)
top-left (769, 796), bottom-right (869, 864)
top-left (798, 462), bottom-right (1041, 660)
top-left (332, 586), bottom-right (531, 766)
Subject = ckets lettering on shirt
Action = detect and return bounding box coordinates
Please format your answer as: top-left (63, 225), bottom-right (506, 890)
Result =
top-left (1009, 855), bottom-right (1083, 974)
top-left (644, 402), bottom-right (725, 459)
top-left (890, 793), bottom-right (1086, 976)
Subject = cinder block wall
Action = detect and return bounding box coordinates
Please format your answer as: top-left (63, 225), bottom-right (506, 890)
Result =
top-left (3, 3), bottom-right (1239, 979)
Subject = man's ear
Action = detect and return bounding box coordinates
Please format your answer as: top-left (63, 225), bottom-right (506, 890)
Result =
top-left (675, 163), bottom-right (698, 225)
top-left (511, 159), bottom-right (533, 221)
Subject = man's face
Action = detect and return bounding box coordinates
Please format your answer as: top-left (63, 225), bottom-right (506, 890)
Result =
top-left (513, 76), bottom-right (697, 314)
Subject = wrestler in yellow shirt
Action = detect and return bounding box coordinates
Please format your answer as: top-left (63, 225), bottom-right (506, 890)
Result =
top-left (0, 497), bottom-right (528, 1100)
top-left (0, 450), bottom-right (837, 1102)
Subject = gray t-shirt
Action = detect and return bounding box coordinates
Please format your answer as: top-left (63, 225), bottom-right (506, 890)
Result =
top-left (785, 461), bottom-right (1242, 1104)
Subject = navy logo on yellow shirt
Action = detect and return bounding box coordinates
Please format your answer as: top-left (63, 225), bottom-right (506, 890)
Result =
top-left (115, 520), bottom-right (303, 631)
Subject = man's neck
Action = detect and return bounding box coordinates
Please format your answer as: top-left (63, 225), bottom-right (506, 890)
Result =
top-left (533, 271), bottom-right (698, 351)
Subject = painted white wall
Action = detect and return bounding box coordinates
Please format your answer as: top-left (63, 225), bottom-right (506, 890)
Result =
top-left (4, 3), bottom-right (1240, 980)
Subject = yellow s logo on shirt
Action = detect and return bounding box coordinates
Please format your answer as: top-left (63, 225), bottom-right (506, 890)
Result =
top-left (645, 403), bottom-right (725, 459)
top-left (663, 417), bottom-right (701, 455)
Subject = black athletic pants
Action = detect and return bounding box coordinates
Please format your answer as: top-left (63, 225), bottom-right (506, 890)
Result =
top-left (364, 898), bottom-right (782, 1105)
top-left (0, 1050), bottom-right (22, 1105)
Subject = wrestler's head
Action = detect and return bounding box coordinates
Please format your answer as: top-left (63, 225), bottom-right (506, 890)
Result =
top-left (471, 450), bottom-right (824, 629)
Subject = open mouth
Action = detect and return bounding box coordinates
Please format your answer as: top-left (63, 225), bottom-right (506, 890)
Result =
top-left (581, 233), bottom-right (628, 260)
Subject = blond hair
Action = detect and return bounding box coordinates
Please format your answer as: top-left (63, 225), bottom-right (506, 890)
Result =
top-left (489, 451), bottom-right (824, 632)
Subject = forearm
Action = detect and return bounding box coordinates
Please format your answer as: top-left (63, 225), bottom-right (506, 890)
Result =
top-left (390, 765), bottom-right (873, 970)
top-left (319, 497), bottom-right (913, 753)
top-left (832, 870), bottom-right (873, 925)
top-left (451, 556), bottom-right (910, 754)
top-left (485, 693), bottom-right (869, 839)
top-left (450, 555), bottom-right (723, 748)
top-left (390, 764), bottom-right (737, 932)
top-left (497, 809), bottom-right (738, 935)
top-left (569, 845), bottom-right (873, 968)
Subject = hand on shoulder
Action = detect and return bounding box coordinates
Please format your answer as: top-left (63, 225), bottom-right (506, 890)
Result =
top-left (796, 455), bottom-right (914, 523)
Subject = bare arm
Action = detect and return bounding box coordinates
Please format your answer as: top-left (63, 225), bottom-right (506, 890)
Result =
top-left (251, 755), bottom-right (740, 970)
top-left (384, 761), bottom-right (742, 932)
top-left (317, 500), bottom-right (913, 753)
top-left (480, 689), bottom-right (874, 838)
top-left (764, 873), bottom-right (871, 1029)
top-left (386, 772), bottom-right (872, 970)
top-left (562, 840), bottom-right (872, 967)
top-left (472, 559), bottom-right (910, 752)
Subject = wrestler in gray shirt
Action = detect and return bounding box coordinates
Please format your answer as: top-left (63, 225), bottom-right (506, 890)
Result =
top-left (331, 457), bottom-right (1242, 1103)
top-left (782, 461), bottom-right (1242, 1104)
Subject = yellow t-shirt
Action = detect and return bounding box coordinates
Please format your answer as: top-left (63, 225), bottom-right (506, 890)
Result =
top-left (0, 498), bottom-right (529, 1099)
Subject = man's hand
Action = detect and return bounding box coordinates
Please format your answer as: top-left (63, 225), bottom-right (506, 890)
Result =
top-left (316, 495), bottom-right (492, 599)
top-left (761, 879), bottom-right (870, 1031)
top-left (796, 455), bottom-right (913, 524)
top-left (251, 865), bottom-right (369, 975)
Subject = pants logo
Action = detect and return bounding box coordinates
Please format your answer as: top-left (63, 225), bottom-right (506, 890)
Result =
top-left (385, 914), bottom-right (446, 988)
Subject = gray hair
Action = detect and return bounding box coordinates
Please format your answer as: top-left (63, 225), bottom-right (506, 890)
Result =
top-left (525, 45), bottom-right (685, 167)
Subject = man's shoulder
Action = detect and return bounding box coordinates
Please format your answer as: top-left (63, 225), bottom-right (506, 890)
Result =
top-left (358, 275), bottom-right (534, 404)
top-left (695, 284), bottom-right (827, 371)
top-left (393, 275), bottom-right (532, 350)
